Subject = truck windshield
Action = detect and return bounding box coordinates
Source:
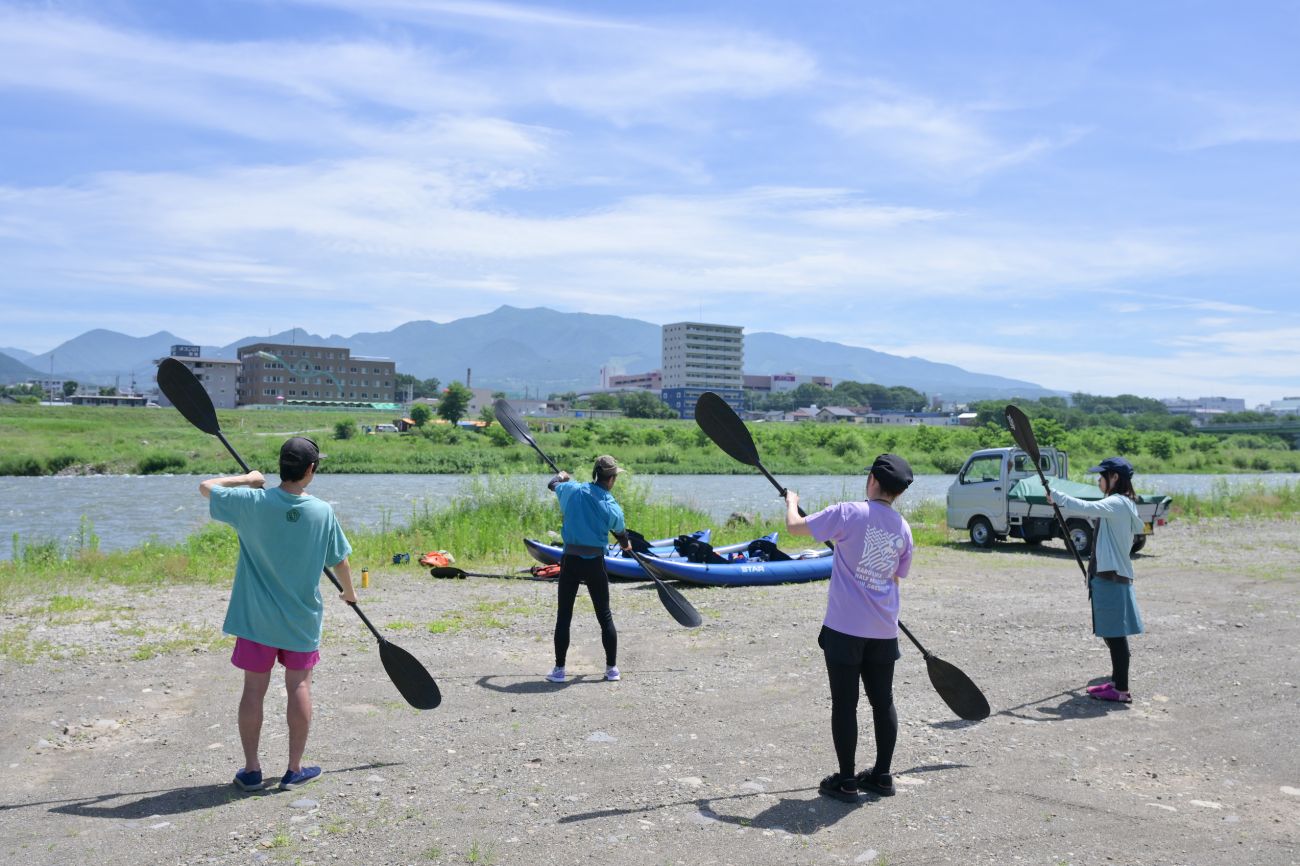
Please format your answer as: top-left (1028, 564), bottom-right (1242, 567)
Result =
top-left (960, 455), bottom-right (1003, 484)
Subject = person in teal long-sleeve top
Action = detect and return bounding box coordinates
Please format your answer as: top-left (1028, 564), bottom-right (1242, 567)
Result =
top-left (1048, 456), bottom-right (1145, 703)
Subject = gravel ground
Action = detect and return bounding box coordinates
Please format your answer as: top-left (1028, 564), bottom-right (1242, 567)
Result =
top-left (1, 518), bottom-right (1298, 866)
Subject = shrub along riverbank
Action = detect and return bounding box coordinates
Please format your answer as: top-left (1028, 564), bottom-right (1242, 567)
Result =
top-left (2, 404), bottom-right (1299, 478)
top-left (3, 480), bottom-right (1296, 609)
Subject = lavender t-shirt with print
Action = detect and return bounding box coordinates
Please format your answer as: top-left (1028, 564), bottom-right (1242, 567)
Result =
top-left (806, 501), bottom-right (914, 639)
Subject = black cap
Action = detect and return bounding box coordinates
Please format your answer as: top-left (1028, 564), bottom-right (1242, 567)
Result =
top-left (869, 453), bottom-right (913, 494)
top-left (1087, 456), bottom-right (1133, 478)
top-left (280, 436), bottom-right (323, 467)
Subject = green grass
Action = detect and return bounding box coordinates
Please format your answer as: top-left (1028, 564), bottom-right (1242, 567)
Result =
top-left (3, 403), bottom-right (1297, 477)
top-left (2, 476), bottom-right (1296, 611)
top-left (1169, 480), bottom-right (1300, 519)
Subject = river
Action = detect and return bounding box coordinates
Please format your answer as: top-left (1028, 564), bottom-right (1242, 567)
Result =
top-left (2, 472), bottom-right (1297, 559)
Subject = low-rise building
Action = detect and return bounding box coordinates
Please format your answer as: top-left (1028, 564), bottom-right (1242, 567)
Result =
top-left (237, 342), bottom-right (396, 407)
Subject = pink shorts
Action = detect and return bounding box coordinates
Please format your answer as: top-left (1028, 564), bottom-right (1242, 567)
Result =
top-left (231, 637), bottom-right (320, 673)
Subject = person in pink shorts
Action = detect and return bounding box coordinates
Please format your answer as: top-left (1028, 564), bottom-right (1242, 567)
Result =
top-left (202, 436), bottom-right (356, 792)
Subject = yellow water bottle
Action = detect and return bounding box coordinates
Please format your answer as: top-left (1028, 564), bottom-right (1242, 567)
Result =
top-left (361, 567), bottom-right (370, 588)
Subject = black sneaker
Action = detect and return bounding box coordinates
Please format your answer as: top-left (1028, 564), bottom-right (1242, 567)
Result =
top-left (855, 769), bottom-right (895, 797)
top-left (818, 772), bottom-right (859, 803)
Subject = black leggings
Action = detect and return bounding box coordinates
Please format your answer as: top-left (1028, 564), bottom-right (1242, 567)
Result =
top-left (1104, 636), bottom-right (1131, 692)
top-left (554, 554), bottom-right (617, 668)
top-left (825, 655), bottom-right (898, 778)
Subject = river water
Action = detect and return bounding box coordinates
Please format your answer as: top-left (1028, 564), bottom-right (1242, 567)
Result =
top-left (2, 472), bottom-right (1297, 558)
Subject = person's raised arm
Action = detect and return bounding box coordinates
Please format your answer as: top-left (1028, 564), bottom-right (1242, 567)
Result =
top-left (785, 490), bottom-right (811, 536)
top-left (200, 470), bottom-right (265, 499)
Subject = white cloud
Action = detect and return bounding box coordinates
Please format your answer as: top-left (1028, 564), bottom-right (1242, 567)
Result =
top-left (819, 82), bottom-right (1084, 179)
top-left (0, 6), bottom-right (494, 147)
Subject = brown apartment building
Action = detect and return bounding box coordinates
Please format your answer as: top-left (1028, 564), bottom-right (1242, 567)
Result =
top-left (236, 342), bottom-right (397, 406)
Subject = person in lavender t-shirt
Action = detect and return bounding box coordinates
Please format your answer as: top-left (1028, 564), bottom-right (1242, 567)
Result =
top-left (785, 453), bottom-right (915, 804)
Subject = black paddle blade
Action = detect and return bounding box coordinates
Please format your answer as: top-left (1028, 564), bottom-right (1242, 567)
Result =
top-left (695, 392), bottom-right (761, 467)
top-left (1003, 404), bottom-right (1040, 464)
top-left (157, 358), bottom-right (222, 435)
top-left (633, 553), bottom-right (703, 628)
top-left (429, 566), bottom-right (468, 579)
top-left (379, 639), bottom-right (441, 710)
top-left (493, 398), bottom-right (536, 449)
top-left (924, 653), bottom-right (990, 721)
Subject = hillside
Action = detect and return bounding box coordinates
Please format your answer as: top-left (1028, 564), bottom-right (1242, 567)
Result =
top-left (21, 306), bottom-right (1056, 401)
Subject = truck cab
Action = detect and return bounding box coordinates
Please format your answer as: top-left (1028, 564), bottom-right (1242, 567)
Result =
top-left (947, 446), bottom-right (1067, 547)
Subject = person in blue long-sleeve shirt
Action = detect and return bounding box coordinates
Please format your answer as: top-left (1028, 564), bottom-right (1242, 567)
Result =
top-left (1049, 456), bottom-right (1146, 703)
top-left (544, 455), bottom-right (632, 684)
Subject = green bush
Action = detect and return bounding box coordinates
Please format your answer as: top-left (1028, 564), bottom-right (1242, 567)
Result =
top-left (334, 419), bottom-right (357, 440)
top-left (0, 456), bottom-right (44, 476)
top-left (137, 453), bottom-right (188, 474)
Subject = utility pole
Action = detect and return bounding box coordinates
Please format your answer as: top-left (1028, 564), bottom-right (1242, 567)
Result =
top-left (466, 367), bottom-right (472, 388)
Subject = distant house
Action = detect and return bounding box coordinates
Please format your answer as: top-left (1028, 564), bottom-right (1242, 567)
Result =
top-left (957, 412), bottom-right (980, 426)
top-left (815, 406), bottom-right (862, 423)
top-left (786, 406), bottom-right (819, 422)
top-left (879, 410), bottom-right (958, 426)
top-left (70, 394), bottom-right (148, 407)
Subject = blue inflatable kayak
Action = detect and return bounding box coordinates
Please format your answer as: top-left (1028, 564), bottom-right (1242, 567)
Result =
top-left (523, 531), bottom-right (759, 582)
top-left (635, 546), bottom-right (833, 587)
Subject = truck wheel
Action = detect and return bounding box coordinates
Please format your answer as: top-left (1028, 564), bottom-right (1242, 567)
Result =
top-left (1066, 519), bottom-right (1093, 556)
top-left (1130, 535), bottom-right (1147, 555)
top-left (968, 517), bottom-right (995, 548)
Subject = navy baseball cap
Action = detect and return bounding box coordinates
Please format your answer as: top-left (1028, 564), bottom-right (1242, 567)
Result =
top-left (1087, 456), bottom-right (1133, 478)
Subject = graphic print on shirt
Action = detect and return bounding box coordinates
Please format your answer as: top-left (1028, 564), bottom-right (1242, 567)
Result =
top-left (854, 525), bottom-right (907, 593)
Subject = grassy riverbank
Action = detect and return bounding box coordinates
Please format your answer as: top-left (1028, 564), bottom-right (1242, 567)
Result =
top-left (4, 480), bottom-right (1297, 608)
top-left (3, 404), bottom-right (1299, 477)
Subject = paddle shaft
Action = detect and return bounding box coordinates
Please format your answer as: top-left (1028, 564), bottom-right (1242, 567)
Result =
top-left (209, 428), bottom-right (385, 644)
top-left (1004, 407), bottom-right (1090, 583)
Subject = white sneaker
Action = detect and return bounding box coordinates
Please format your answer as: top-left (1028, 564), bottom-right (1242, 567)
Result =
top-left (545, 666), bottom-right (566, 683)
top-left (605, 666), bottom-right (621, 682)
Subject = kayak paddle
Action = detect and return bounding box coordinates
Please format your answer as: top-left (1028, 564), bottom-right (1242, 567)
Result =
top-left (157, 358), bottom-right (441, 710)
top-left (1004, 403), bottom-right (1094, 626)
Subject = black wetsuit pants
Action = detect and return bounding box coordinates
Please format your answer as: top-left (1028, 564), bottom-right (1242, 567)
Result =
top-left (1104, 636), bottom-right (1130, 692)
top-left (555, 554), bottom-right (617, 668)
top-left (821, 626), bottom-right (899, 778)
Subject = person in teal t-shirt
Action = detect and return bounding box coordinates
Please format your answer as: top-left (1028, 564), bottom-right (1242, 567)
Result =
top-left (202, 436), bottom-right (356, 793)
top-left (544, 454), bottom-right (632, 684)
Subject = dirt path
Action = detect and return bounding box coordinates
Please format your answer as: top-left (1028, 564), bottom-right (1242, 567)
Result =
top-left (2, 519), bottom-right (1298, 866)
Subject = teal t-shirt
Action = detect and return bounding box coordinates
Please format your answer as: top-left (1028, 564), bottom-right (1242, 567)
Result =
top-left (553, 481), bottom-right (626, 554)
top-left (209, 486), bottom-right (352, 652)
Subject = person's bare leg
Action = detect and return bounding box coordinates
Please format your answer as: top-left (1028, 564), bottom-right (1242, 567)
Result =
top-left (285, 667), bottom-right (313, 772)
top-left (238, 670), bottom-right (272, 772)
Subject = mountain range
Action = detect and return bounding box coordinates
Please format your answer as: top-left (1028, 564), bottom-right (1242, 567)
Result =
top-left (4, 306), bottom-right (1057, 401)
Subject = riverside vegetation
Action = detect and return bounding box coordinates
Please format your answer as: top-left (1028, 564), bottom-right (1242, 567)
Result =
top-left (3, 478), bottom-right (1296, 612)
top-left (2, 403), bottom-right (1299, 477)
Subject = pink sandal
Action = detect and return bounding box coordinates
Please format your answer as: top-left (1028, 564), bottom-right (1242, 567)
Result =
top-left (1085, 681), bottom-right (1114, 695)
top-left (1089, 684), bottom-right (1131, 703)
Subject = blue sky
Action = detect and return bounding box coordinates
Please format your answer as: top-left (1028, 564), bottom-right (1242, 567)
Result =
top-left (1, 0), bottom-right (1297, 405)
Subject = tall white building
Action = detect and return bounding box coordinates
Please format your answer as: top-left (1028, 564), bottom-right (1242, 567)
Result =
top-left (660, 321), bottom-right (744, 418)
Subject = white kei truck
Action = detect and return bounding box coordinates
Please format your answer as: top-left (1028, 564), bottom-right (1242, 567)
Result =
top-left (946, 447), bottom-right (1173, 555)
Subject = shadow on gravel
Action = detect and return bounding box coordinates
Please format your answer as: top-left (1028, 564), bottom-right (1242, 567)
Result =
top-left (996, 685), bottom-right (1131, 722)
top-left (472, 671), bottom-right (688, 694)
top-left (0, 763), bottom-right (397, 819)
top-left (700, 794), bottom-right (859, 833)
top-left (474, 675), bottom-right (606, 694)
top-left (558, 764), bottom-right (967, 828)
